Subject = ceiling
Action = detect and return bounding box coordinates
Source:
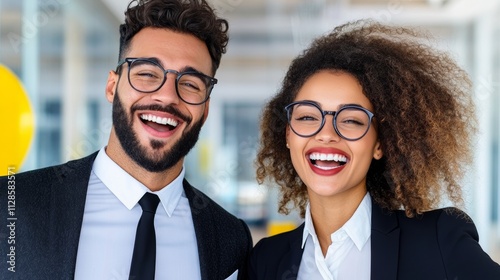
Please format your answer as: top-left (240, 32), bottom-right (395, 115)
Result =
top-left (98, 0), bottom-right (500, 77)
top-left (100, 0), bottom-right (500, 27)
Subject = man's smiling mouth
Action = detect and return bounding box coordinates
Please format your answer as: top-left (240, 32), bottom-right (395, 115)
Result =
top-left (140, 113), bottom-right (179, 132)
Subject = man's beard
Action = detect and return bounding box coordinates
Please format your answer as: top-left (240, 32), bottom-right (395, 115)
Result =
top-left (112, 90), bottom-right (204, 173)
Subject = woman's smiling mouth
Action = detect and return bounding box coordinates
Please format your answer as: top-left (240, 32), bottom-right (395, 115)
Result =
top-left (309, 152), bottom-right (348, 170)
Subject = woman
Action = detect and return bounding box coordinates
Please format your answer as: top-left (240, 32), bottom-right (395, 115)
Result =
top-left (247, 20), bottom-right (500, 280)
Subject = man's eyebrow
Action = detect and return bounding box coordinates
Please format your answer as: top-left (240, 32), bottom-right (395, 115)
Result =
top-left (143, 57), bottom-right (162, 66)
top-left (143, 57), bottom-right (209, 76)
top-left (181, 66), bottom-right (205, 75)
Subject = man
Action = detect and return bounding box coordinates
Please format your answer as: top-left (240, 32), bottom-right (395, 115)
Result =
top-left (0, 0), bottom-right (252, 279)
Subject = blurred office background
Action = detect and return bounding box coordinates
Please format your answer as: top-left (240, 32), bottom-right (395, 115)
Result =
top-left (1, 0), bottom-right (500, 261)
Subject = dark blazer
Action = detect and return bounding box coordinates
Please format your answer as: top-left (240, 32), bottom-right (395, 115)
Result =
top-left (247, 202), bottom-right (500, 280)
top-left (0, 152), bottom-right (252, 280)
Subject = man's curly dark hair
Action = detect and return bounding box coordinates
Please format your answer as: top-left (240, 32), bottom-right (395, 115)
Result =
top-left (118, 0), bottom-right (229, 74)
top-left (256, 20), bottom-right (477, 218)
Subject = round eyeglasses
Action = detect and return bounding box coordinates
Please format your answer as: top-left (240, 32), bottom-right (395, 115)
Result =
top-left (116, 57), bottom-right (217, 105)
top-left (284, 101), bottom-right (375, 141)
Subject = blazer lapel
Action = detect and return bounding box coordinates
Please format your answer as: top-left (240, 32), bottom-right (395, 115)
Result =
top-left (183, 180), bottom-right (219, 280)
top-left (371, 202), bottom-right (400, 280)
top-left (48, 152), bottom-right (97, 278)
top-left (276, 223), bottom-right (305, 279)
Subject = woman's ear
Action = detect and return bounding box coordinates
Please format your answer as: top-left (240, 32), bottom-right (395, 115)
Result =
top-left (286, 126), bottom-right (290, 149)
top-left (373, 140), bottom-right (383, 160)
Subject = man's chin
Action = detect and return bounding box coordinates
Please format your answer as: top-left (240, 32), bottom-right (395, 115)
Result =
top-left (130, 152), bottom-right (171, 173)
top-left (137, 144), bottom-right (169, 161)
top-left (150, 139), bottom-right (167, 150)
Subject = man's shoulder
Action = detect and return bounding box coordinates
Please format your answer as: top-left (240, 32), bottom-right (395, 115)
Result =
top-left (183, 180), bottom-right (253, 273)
top-left (0, 152), bottom-right (98, 186)
top-left (182, 180), bottom-right (236, 218)
top-left (182, 180), bottom-right (251, 234)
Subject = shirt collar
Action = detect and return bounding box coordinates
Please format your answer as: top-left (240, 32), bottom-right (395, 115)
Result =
top-left (302, 203), bottom-right (318, 248)
top-left (302, 192), bottom-right (372, 251)
top-left (343, 193), bottom-right (372, 250)
top-left (92, 147), bottom-right (185, 217)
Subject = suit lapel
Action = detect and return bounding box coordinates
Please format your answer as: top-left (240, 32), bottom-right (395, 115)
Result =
top-left (183, 180), bottom-right (219, 280)
top-left (277, 223), bottom-right (305, 278)
top-left (48, 152), bottom-right (97, 278)
top-left (371, 202), bottom-right (400, 280)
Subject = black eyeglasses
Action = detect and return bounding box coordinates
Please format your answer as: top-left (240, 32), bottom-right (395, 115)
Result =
top-left (284, 101), bottom-right (374, 140)
top-left (116, 57), bottom-right (217, 105)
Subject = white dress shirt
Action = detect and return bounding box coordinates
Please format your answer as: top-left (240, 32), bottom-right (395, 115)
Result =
top-left (74, 147), bottom-right (202, 280)
top-left (298, 193), bottom-right (372, 280)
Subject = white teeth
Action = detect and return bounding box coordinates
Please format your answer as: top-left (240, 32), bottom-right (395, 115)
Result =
top-left (316, 165), bottom-right (343, 170)
top-left (309, 152), bottom-right (347, 163)
top-left (140, 114), bottom-right (178, 127)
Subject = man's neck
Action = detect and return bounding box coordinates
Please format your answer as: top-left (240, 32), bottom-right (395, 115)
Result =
top-left (104, 144), bottom-right (183, 192)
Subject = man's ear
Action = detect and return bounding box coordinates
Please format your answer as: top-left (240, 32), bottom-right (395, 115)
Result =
top-left (373, 140), bottom-right (383, 160)
top-left (105, 70), bottom-right (118, 103)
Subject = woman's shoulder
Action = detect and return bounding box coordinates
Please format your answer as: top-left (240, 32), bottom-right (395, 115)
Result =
top-left (379, 206), bottom-right (500, 277)
top-left (247, 224), bottom-right (305, 279)
top-left (427, 208), bottom-right (500, 277)
top-left (392, 207), bottom-right (477, 238)
top-left (250, 223), bottom-right (305, 264)
top-left (396, 207), bottom-right (472, 226)
top-left (427, 207), bottom-right (480, 244)
top-left (253, 223), bottom-right (304, 253)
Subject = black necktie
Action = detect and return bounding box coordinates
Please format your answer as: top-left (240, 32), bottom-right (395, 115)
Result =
top-left (129, 193), bottom-right (160, 280)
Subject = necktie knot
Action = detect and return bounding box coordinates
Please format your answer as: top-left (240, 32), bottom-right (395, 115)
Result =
top-left (139, 193), bottom-right (160, 213)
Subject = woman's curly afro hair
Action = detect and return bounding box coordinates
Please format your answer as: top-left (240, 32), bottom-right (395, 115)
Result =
top-left (256, 20), bottom-right (477, 218)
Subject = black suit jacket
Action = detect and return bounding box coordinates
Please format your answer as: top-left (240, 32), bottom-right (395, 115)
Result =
top-left (0, 152), bottom-right (252, 280)
top-left (247, 202), bottom-right (500, 280)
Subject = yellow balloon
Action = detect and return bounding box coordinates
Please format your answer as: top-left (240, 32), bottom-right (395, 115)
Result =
top-left (0, 64), bottom-right (35, 176)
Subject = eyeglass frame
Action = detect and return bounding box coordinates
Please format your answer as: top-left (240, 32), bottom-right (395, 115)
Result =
top-left (115, 57), bottom-right (218, 105)
top-left (284, 100), bottom-right (375, 141)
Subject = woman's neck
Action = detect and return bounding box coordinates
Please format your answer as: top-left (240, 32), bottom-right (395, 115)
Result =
top-left (308, 189), bottom-right (367, 256)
